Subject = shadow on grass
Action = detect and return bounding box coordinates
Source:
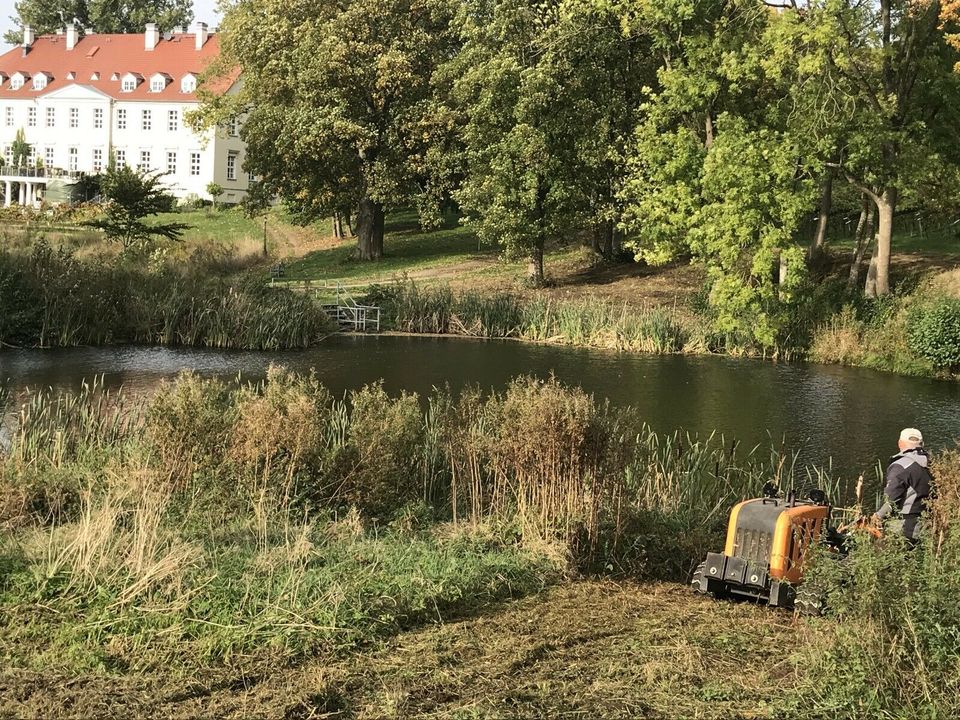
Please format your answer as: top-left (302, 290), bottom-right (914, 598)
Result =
top-left (284, 212), bottom-right (497, 281)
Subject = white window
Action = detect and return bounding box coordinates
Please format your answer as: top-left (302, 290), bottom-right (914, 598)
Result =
top-left (229, 118), bottom-right (240, 137)
top-left (28, 107), bottom-right (36, 127)
top-left (166, 150), bottom-right (177, 174)
top-left (3, 146), bottom-right (11, 165)
top-left (68, 147), bottom-right (78, 171)
top-left (117, 109), bottom-right (127, 130)
top-left (4, 107), bottom-right (12, 127)
top-left (44, 147), bottom-right (54, 167)
top-left (150, 77), bottom-right (166, 92)
top-left (27, 146), bottom-right (36, 164)
top-left (69, 107), bottom-right (79, 128)
top-left (45, 107), bottom-right (55, 127)
top-left (93, 148), bottom-right (103, 172)
top-left (141, 110), bottom-right (152, 131)
top-left (115, 149), bottom-right (126, 167)
top-left (10, 75), bottom-right (24, 90)
top-left (248, 171), bottom-right (256, 185)
top-left (94, 108), bottom-right (103, 129)
top-left (180, 75), bottom-right (196, 93)
top-left (32, 74), bottom-right (48, 91)
top-left (226, 154), bottom-right (237, 181)
top-left (122, 77), bottom-right (137, 92)
top-left (190, 152), bottom-right (201, 176)
top-left (167, 109), bottom-right (179, 132)
top-left (139, 150), bottom-right (151, 171)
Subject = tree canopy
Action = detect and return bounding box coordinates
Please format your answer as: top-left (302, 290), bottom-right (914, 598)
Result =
top-left (202, 0), bottom-right (960, 344)
top-left (4, 0), bottom-right (192, 44)
top-left (196, 0), bottom-right (458, 260)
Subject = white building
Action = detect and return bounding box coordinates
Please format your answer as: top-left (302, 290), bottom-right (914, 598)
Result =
top-left (0, 22), bottom-right (249, 206)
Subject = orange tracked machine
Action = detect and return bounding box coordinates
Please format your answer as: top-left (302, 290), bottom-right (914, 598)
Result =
top-left (691, 486), bottom-right (831, 609)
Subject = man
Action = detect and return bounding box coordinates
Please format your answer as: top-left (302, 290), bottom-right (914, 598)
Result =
top-left (874, 428), bottom-right (933, 541)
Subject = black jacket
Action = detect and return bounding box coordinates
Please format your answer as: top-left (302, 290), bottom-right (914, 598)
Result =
top-left (876, 447), bottom-right (933, 520)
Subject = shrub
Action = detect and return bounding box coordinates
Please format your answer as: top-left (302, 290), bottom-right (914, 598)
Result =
top-left (909, 298), bottom-right (960, 369)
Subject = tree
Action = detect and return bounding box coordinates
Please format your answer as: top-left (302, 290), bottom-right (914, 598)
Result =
top-left (86, 164), bottom-right (188, 249)
top-left (241, 180), bottom-right (272, 219)
top-left (619, 1), bottom-right (815, 346)
top-left (11, 129), bottom-right (30, 168)
top-left (206, 182), bottom-right (223, 212)
top-left (196, 0), bottom-right (458, 261)
top-left (785, 0), bottom-right (960, 296)
top-left (4, 0), bottom-right (192, 44)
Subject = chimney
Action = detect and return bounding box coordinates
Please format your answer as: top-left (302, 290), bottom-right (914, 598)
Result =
top-left (85, 27), bottom-right (94, 35)
top-left (145, 22), bottom-right (159, 51)
top-left (22, 26), bottom-right (35, 55)
top-left (65, 23), bottom-right (78, 50)
top-left (172, 26), bottom-right (184, 35)
top-left (193, 21), bottom-right (208, 50)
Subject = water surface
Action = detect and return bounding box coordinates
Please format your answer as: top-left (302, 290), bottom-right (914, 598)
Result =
top-left (1, 335), bottom-right (957, 479)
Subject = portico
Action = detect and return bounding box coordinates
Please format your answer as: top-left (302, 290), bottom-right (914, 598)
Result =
top-left (0, 170), bottom-right (46, 207)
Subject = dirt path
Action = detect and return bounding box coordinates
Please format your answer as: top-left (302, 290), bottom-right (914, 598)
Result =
top-left (0, 581), bottom-right (797, 720)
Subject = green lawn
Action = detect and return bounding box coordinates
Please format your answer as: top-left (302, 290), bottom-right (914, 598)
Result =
top-left (830, 221), bottom-right (960, 256)
top-left (150, 208), bottom-right (265, 247)
top-left (282, 209), bottom-right (496, 283)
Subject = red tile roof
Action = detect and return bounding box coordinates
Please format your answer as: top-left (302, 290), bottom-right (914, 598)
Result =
top-left (0, 31), bottom-right (233, 101)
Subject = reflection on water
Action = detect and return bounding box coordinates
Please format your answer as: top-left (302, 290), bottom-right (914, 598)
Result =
top-left (1, 335), bottom-right (958, 479)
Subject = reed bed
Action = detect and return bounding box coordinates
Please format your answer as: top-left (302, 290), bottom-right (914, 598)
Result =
top-left (0, 243), bottom-right (334, 350)
top-left (0, 369), bottom-right (847, 672)
top-left (367, 281), bottom-right (709, 353)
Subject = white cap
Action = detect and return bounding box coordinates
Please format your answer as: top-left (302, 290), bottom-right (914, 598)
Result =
top-left (899, 428), bottom-right (923, 445)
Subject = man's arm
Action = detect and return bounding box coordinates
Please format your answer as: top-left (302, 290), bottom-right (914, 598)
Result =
top-left (876, 463), bottom-right (907, 519)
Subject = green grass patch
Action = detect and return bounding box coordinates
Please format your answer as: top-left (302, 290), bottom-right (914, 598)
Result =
top-left (282, 210), bottom-right (494, 282)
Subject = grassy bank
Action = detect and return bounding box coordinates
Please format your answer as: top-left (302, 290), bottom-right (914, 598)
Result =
top-left (1, 371), bottom-right (959, 717)
top-left (0, 370), bottom-right (802, 674)
top-left (367, 275), bottom-right (960, 377)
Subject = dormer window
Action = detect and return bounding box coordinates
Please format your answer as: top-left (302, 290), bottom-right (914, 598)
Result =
top-left (90, 72), bottom-right (100, 81)
top-left (149, 73), bottom-right (171, 93)
top-left (67, 71), bottom-right (76, 80)
top-left (10, 73), bottom-right (28, 90)
top-left (180, 74), bottom-right (197, 93)
top-left (32, 73), bottom-right (50, 90)
top-left (120, 73), bottom-right (143, 92)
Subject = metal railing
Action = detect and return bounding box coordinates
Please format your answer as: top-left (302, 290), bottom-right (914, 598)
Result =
top-left (0, 166), bottom-right (85, 180)
top-left (268, 277), bottom-right (381, 333)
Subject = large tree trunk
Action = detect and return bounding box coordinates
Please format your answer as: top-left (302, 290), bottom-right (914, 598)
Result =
top-left (592, 219), bottom-right (617, 260)
top-left (528, 241), bottom-right (545, 286)
top-left (873, 187), bottom-right (897, 296)
top-left (864, 236), bottom-right (879, 298)
top-left (847, 197), bottom-right (875, 290)
top-left (811, 168), bottom-right (834, 257)
top-left (355, 197), bottom-right (384, 261)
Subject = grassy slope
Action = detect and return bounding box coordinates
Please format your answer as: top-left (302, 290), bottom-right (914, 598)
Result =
top-left (0, 581), bottom-right (795, 720)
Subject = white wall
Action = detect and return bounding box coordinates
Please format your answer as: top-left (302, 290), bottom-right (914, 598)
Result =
top-left (0, 84), bottom-right (246, 201)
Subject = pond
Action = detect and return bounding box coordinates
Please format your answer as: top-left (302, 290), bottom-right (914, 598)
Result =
top-left (1, 334), bottom-right (958, 481)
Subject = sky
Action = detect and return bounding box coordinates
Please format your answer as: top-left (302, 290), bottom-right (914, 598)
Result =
top-left (0, 0), bottom-right (221, 51)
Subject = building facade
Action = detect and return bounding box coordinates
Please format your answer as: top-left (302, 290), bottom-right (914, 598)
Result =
top-left (0, 22), bottom-right (248, 206)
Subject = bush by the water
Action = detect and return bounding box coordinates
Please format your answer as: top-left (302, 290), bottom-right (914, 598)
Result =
top-left (0, 242), bottom-right (334, 349)
top-left (909, 297), bottom-right (960, 369)
top-left (0, 370), bottom-right (803, 672)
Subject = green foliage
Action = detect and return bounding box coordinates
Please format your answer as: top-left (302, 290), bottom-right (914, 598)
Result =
top-left (10, 128), bottom-right (30, 168)
top-left (909, 298), bottom-right (960, 369)
top-left (87, 165), bottom-right (189, 249)
top-left (241, 180), bottom-right (272, 218)
top-left (205, 182), bottom-right (224, 211)
top-left (3, 0), bottom-right (193, 45)
top-left (201, 0), bottom-right (459, 254)
top-left (0, 243), bottom-right (335, 349)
